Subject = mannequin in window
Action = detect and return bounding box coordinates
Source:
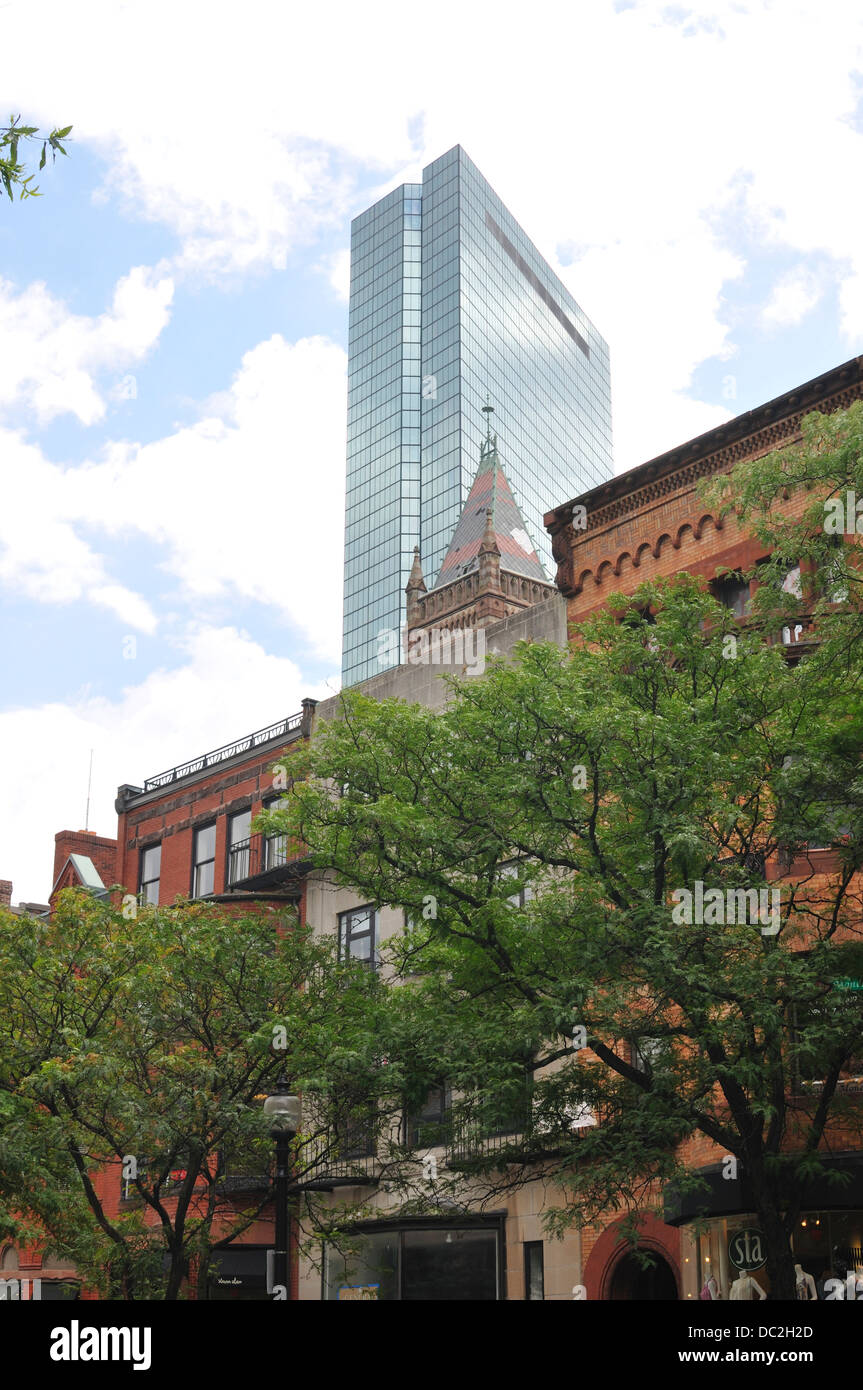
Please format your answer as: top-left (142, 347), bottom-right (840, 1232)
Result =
top-left (729, 1272), bottom-right (766, 1300)
top-left (795, 1263), bottom-right (817, 1301)
top-left (699, 1274), bottom-right (720, 1300)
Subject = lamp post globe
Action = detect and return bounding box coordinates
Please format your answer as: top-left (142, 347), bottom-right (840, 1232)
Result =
top-left (264, 1077), bottom-right (300, 1296)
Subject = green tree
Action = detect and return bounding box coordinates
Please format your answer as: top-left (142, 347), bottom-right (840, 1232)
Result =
top-left (275, 571), bottom-right (863, 1301)
top-left (1, 117), bottom-right (72, 201)
top-left (0, 890), bottom-right (387, 1299)
top-left (702, 399), bottom-right (863, 643)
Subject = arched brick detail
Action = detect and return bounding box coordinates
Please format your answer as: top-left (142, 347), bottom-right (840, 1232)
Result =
top-left (583, 1213), bottom-right (682, 1301)
top-left (694, 512), bottom-right (723, 540)
top-left (615, 550), bottom-right (632, 576)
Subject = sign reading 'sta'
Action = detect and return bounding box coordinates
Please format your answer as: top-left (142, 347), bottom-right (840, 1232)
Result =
top-left (49, 1320), bottom-right (152, 1371)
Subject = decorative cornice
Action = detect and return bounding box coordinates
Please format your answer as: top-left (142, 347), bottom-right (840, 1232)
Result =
top-left (546, 358), bottom-right (863, 598)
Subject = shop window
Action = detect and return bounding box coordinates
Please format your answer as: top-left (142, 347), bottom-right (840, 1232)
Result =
top-left (324, 1225), bottom-right (500, 1301)
top-left (192, 824), bottom-right (216, 898)
top-left (139, 843), bottom-right (161, 906)
top-left (208, 1247), bottom-right (270, 1301)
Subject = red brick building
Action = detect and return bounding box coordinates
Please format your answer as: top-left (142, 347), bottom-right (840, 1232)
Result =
top-left (544, 354), bottom-right (863, 1300)
top-left (4, 702), bottom-right (319, 1301)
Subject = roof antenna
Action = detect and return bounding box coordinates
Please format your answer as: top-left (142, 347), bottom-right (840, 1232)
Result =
top-left (481, 395), bottom-right (497, 462)
top-left (84, 748), bottom-right (93, 831)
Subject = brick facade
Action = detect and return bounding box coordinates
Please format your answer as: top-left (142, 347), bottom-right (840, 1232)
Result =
top-left (543, 354), bottom-right (863, 1299)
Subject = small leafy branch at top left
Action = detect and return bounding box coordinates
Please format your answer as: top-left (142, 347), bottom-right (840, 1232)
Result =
top-left (1, 115), bottom-right (72, 202)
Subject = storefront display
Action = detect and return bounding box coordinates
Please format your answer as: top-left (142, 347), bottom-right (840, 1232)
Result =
top-left (683, 1210), bottom-right (863, 1299)
top-left (323, 1219), bottom-right (502, 1300)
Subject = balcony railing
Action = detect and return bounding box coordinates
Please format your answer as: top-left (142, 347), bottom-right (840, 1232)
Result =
top-left (227, 839), bottom-right (251, 885)
top-left (144, 713), bottom-right (304, 791)
top-left (225, 833), bottom-right (291, 887)
top-left (263, 832), bottom-right (289, 872)
top-left (443, 1103), bottom-right (603, 1169)
top-left (295, 1127), bottom-right (382, 1191)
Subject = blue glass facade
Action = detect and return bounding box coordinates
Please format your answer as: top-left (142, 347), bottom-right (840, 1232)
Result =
top-left (342, 146), bottom-right (612, 687)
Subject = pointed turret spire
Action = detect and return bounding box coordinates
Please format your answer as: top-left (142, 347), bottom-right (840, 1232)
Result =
top-left (405, 545), bottom-right (427, 627)
top-left (433, 402), bottom-right (548, 588)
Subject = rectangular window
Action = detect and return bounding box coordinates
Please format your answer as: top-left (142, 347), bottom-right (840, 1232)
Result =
top-left (524, 1241), bottom-right (544, 1300)
top-left (714, 575), bottom-right (750, 617)
top-left (139, 844), bottom-right (161, 905)
top-left (338, 905), bottom-right (377, 969)
top-left (498, 860), bottom-right (535, 908)
top-left (262, 796), bottom-right (289, 870)
top-left (632, 1037), bottom-right (662, 1074)
top-left (407, 1083), bottom-right (450, 1148)
top-left (336, 1103), bottom-right (377, 1160)
top-left (192, 824), bottom-right (216, 898)
top-left (226, 809), bottom-right (251, 885)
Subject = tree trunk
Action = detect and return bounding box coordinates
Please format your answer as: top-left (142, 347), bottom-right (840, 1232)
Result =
top-left (756, 1198), bottom-right (797, 1300)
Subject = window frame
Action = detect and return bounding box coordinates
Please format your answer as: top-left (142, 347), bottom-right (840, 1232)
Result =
top-left (338, 904), bottom-right (378, 970)
top-left (226, 806), bottom-right (252, 886)
top-left (191, 822), bottom-right (217, 899)
top-left (497, 859), bottom-right (536, 909)
top-left (138, 843), bottom-right (161, 906)
top-left (406, 1082), bottom-right (451, 1149)
top-left (261, 795), bottom-right (290, 871)
top-left (524, 1240), bottom-right (544, 1300)
top-left (713, 573), bottom-right (751, 618)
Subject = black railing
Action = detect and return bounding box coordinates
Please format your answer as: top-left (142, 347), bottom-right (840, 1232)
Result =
top-left (263, 833), bottom-right (289, 871)
top-left (144, 713), bottom-right (304, 791)
top-left (445, 1104), bottom-right (604, 1168)
top-left (227, 838), bottom-right (251, 885)
top-left (296, 1131), bottom-right (382, 1191)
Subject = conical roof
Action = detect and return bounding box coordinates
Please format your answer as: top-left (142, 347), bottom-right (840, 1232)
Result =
top-left (434, 415), bottom-right (548, 588)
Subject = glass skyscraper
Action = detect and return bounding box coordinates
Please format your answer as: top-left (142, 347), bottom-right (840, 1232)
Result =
top-left (342, 145), bottom-right (612, 687)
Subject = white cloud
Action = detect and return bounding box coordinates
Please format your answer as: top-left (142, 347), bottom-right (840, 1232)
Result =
top-left (323, 249), bottom-right (351, 303)
top-left (0, 267), bottom-right (173, 425)
top-left (0, 428), bottom-right (158, 629)
top-left (0, 625), bottom-right (338, 903)
top-left (0, 334), bottom-right (346, 654)
top-left (762, 268), bottom-right (823, 329)
top-left (9, 1), bottom-right (863, 464)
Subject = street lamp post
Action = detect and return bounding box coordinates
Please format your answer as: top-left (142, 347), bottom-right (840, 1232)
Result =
top-left (264, 1076), bottom-right (301, 1296)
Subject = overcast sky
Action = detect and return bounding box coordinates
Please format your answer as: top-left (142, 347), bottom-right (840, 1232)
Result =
top-left (2, 0), bottom-right (863, 901)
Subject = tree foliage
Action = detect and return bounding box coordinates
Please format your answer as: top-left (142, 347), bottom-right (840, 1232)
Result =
top-left (0, 891), bottom-right (386, 1298)
top-left (274, 560), bottom-right (863, 1300)
top-left (0, 116), bottom-right (72, 202)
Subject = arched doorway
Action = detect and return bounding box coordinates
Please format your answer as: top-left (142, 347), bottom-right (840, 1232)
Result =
top-left (608, 1250), bottom-right (678, 1300)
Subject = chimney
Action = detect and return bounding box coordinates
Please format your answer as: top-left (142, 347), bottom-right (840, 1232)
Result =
top-left (0, 880), bottom-right (12, 908)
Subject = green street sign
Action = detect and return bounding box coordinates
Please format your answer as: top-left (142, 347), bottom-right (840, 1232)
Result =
top-left (833, 977), bottom-right (863, 992)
